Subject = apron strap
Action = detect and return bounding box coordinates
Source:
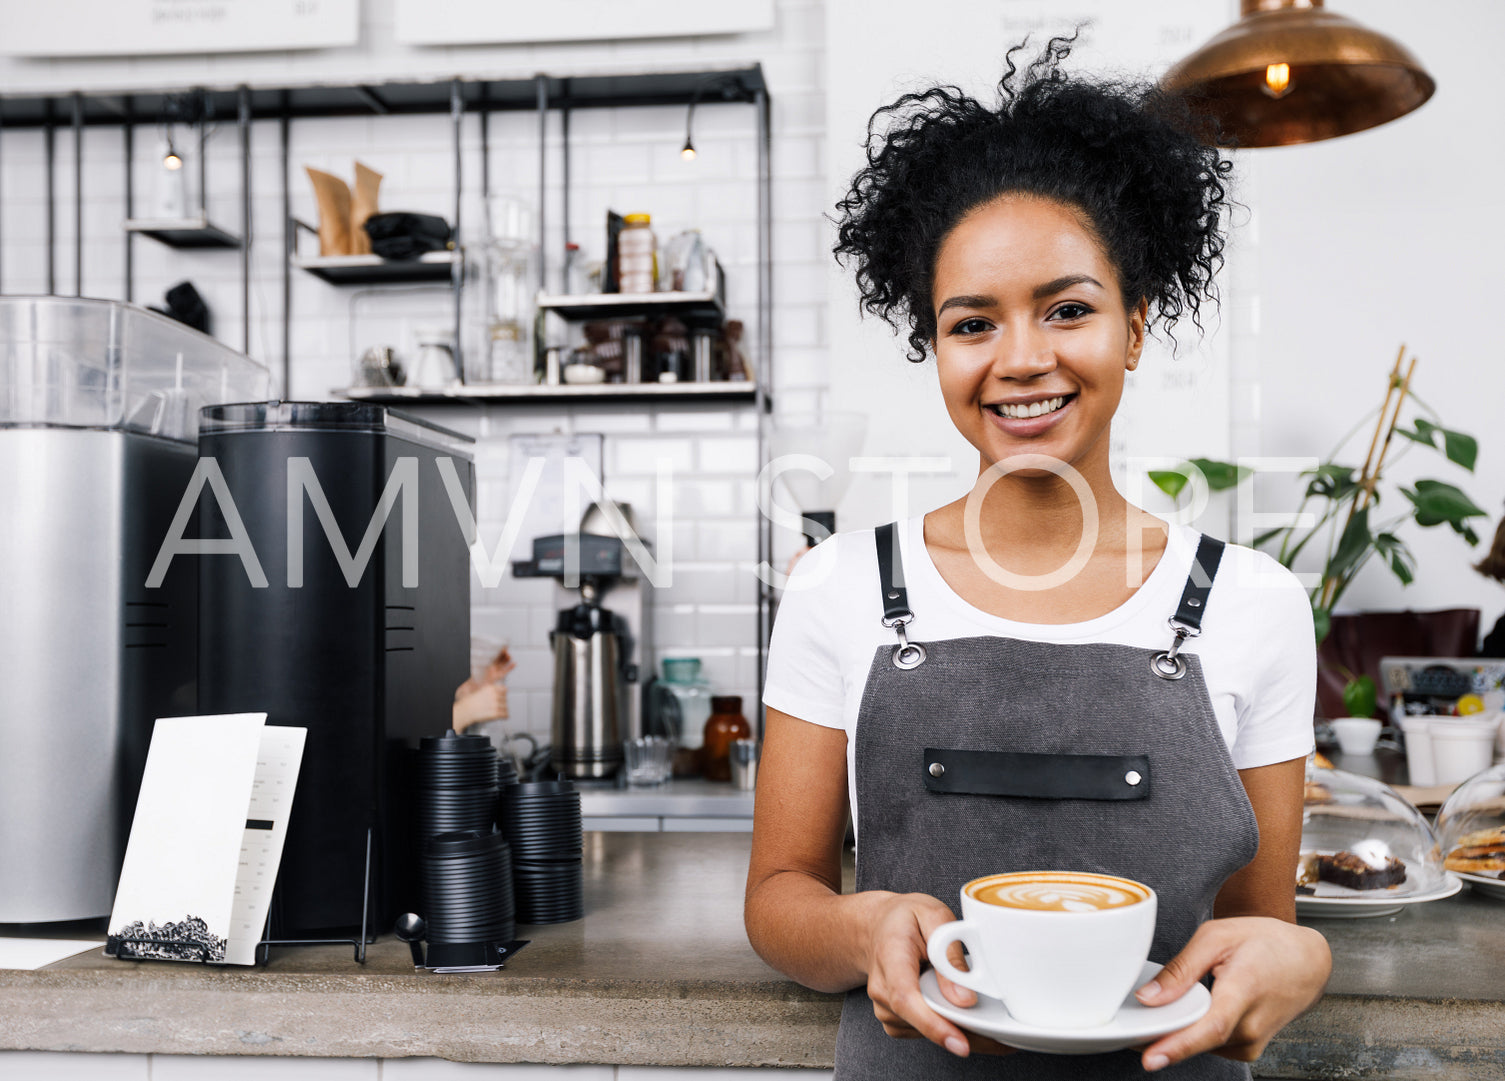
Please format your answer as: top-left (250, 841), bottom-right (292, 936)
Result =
top-left (875, 523), bottom-right (926, 670)
top-left (1172, 533), bottom-right (1226, 634)
top-left (874, 521), bottom-right (911, 623)
top-left (1151, 533), bottom-right (1226, 681)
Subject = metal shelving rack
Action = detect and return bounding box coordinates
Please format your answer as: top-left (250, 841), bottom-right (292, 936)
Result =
top-left (0, 63), bottom-right (777, 703)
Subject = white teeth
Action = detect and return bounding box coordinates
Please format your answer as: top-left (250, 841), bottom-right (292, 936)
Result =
top-left (995, 396), bottom-right (1065, 419)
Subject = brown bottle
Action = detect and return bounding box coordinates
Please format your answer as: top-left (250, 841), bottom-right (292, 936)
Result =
top-left (701, 696), bottom-right (751, 782)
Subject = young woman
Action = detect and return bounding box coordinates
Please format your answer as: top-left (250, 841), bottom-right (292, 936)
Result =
top-left (746, 39), bottom-right (1331, 1080)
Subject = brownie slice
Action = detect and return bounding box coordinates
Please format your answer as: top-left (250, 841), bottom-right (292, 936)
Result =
top-left (1316, 851), bottom-right (1407, 890)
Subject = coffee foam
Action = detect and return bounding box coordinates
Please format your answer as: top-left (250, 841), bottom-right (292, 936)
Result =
top-left (967, 872), bottom-right (1149, 913)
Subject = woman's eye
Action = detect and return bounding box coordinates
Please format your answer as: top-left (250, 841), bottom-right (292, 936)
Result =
top-left (952, 318), bottom-right (991, 335)
top-left (1050, 303), bottom-right (1093, 321)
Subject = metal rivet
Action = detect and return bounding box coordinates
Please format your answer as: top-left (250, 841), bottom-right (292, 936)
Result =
top-left (1187, 597), bottom-right (1201, 607)
top-left (1125, 770), bottom-right (1142, 786)
top-left (928, 762), bottom-right (945, 778)
top-left (888, 591), bottom-right (900, 599)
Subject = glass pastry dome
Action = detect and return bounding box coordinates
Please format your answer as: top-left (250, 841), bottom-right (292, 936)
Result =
top-left (1434, 764), bottom-right (1505, 895)
top-left (1299, 765), bottom-right (1450, 901)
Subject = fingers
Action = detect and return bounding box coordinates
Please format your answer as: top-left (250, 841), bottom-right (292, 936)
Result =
top-left (868, 896), bottom-right (974, 1057)
top-left (1136, 923), bottom-right (1228, 1008)
top-left (1139, 996), bottom-right (1244, 1072)
top-left (936, 970), bottom-right (977, 1009)
top-left (886, 982), bottom-right (972, 1056)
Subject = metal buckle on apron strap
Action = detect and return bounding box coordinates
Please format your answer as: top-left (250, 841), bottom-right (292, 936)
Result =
top-left (1150, 617), bottom-right (1200, 680)
top-left (883, 613), bottom-right (927, 670)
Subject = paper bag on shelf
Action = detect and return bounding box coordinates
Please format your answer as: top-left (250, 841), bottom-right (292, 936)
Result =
top-left (305, 167), bottom-right (352, 256)
top-left (351, 161), bottom-right (383, 256)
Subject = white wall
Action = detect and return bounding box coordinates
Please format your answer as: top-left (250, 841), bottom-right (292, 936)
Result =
top-left (0, 0), bottom-right (828, 740)
top-left (1242, 1), bottom-right (1505, 637)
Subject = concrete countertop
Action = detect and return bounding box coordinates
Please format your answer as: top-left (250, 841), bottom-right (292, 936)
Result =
top-left (4, 832), bottom-right (1505, 1077)
top-left (577, 777), bottom-right (756, 818)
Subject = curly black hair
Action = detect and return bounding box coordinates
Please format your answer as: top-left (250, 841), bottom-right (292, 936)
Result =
top-left (833, 34), bottom-right (1232, 362)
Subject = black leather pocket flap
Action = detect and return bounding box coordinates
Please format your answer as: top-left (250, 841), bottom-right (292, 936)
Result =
top-left (922, 747), bottom-right (1150, 801)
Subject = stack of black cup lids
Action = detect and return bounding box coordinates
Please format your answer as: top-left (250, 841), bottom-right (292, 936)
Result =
top-left (421, 829), bottom-right (515, 951)
top-left (415, 733), bottom-right (500, 844)
top-left (500, 780), bottom-right (584, 924)
top-left (495, 751), bottom-right (520, 791)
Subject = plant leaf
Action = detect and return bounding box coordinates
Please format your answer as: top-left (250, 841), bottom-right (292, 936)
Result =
top-left (1373, 531), bottom-right (1415, 586)
top-left (1312, 604), bottom-right (1332, 646)
top-left (1189, 457), bottom-right (1250, 492)
top-left (1325, 505), bottom-right (1373, 589)
top-left (1398, 416), bottom-right (1441, 445)
top-left (1400, 479), bottom-right (1488, 528)
top-left (1304, 463), bottom-right (1358, 501)
top-left (1441, 428), bottom-right (1479, 472)
top-left (1342, 675), bottom-right (1378, 720)
top-left (1149, 469), bottom-right (1189, 500)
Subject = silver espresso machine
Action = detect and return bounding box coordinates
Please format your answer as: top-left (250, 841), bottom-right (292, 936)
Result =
top-left (0, 298), bottom-right (269, 922)
top-left (511, 507), bottom-right (654, 780)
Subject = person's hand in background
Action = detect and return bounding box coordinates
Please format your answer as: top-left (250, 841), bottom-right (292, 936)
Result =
top-left (452, 647), bottom-right (517, 732)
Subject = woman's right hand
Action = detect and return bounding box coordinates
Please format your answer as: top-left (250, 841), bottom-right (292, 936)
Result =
top-left (862, 891), bottom-right (1015, 1057)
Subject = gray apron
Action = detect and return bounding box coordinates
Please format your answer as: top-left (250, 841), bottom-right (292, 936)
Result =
top-left (833, 524), bottom-right (1261, 1081)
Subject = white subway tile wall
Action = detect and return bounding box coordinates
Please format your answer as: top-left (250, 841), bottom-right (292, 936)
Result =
top-left (0, 0), bottom-right (828, 742)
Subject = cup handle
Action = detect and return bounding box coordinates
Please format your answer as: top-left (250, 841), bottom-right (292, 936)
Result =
top-left (926, 919), bottom-right (998, 999)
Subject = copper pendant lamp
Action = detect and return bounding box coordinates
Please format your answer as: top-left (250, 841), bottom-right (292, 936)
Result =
top-left (1160, 0), bottom-right (1435, 147)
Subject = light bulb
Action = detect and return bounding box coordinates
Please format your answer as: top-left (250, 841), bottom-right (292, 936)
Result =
top-left (163, 145), bottom-right (183, 170)
top-left (681, 138), bottom-right (696, 162)
top-left (1263, 63), bottom-right (1293, 100)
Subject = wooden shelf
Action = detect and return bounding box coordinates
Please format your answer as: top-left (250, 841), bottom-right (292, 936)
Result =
top-left (294, 250), bottom-right (458, 285)
top-left (124, 216), bottom-right (241, 249)
top-left (341, 381), bottom-right (758, 405)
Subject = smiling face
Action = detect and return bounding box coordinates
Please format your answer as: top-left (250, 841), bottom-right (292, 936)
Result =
top-left (931, 195), bottom-right (1147, 485)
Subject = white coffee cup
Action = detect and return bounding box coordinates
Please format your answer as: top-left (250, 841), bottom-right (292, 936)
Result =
top-left (926, 870), bottom-right (1157, 1030)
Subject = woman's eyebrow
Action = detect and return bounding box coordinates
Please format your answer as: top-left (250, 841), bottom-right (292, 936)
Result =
top-left (1033, 274), bottom-right (1104, 299)
top-left (936, 294), bottom-right (994, 315)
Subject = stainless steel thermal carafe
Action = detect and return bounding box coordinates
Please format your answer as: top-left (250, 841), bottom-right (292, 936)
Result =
top-left (548, 582), bottom-right (625, 780)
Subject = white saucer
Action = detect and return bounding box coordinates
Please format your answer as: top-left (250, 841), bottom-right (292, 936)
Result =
top-left (1454, 870), bottom-right (1505, 901)
top-left (918, 961), bottom-right (1209, 1055)
top-left (1294, 874), bottom-right (1462, 919)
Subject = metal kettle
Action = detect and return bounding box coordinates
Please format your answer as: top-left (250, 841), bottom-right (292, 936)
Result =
top-left (548, 579), bottom-right (625, 779)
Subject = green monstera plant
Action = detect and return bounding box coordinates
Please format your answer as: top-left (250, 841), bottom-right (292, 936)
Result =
top-left (1150, 350), bottom-right (1487, 648)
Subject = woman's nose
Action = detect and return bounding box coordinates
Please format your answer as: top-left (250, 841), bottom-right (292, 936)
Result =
top-left (989, 325), bottom-right (1056, 380)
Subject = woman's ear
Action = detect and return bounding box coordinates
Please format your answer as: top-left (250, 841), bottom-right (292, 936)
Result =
top-left (1125, 298), bottom-right (1149, 371)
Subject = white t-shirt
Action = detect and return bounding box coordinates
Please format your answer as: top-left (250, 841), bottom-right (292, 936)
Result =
top-left (763, 516), bottom-right (1316, 823)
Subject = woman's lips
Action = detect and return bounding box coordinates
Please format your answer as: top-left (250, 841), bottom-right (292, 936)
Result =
top-left (984, 394), bottom-right (1076, 437)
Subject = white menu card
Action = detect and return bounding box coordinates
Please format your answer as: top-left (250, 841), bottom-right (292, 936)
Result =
top-left (107, 714), bottom-right (306, 966)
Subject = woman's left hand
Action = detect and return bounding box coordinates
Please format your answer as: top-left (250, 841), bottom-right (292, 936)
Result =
top-left (1133, 916), bottom-right (1331, 1072)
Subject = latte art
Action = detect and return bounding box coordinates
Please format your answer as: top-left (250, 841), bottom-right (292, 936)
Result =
top-left (969, 872), bottom-right (1148, 913)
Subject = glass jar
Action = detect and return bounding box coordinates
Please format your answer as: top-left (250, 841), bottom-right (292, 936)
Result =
top-left (651, 658), bottom-right (711, 750)
top-left (617, 213), bottom-right (657, 294)
top-left (483, 195), bottom-right (537, 384)
top-left (702, 696), bottom-right (751, 783)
